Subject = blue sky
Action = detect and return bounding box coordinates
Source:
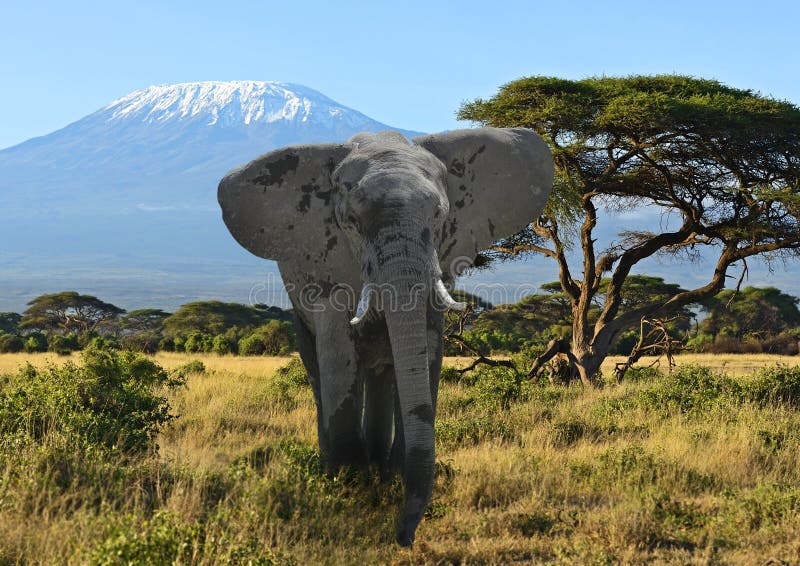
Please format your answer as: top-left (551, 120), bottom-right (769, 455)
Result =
top-left (2, 0), bottom-right (799, 150)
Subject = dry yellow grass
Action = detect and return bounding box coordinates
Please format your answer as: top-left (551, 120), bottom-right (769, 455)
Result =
top-left (602, 352), bottom-right (800, 376)
top-left (3, 351), bottom-right (793, 377)
top-left (3, 350), bottom-right (800, 563)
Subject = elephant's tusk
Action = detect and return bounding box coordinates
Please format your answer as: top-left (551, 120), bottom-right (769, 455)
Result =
top-left (435, 279), bottom-right (467, 311)
top-left (350, 285), bottom-right (374, 325)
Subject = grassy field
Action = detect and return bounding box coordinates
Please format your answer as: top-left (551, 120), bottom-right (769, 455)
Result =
top-left (2, 351), bottom-right (800, 563)
top-left (2, 351), bottom-right (797, 377)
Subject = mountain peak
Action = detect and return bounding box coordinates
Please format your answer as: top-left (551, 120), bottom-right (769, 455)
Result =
top-left (103, 80), bottom-right (363, 127)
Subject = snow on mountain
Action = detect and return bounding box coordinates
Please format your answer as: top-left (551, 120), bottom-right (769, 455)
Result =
top-left (104, 81), bottom-right (378, 129)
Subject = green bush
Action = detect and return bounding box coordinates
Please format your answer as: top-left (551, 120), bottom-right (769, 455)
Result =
top-left (0, 333), bottom-right (24, 353)
top-left (742, 365), bottom-right (800, 408)
top-left (624, 366), bottom-right (663, 383)
top-left (436, 415), bottom-right (514, 449)
top-left (183, 331), bottom-right (213, 353)
top-left (86, 336), bottom-right (119, 350)
top-left (120, 332), bottom-right (161, 354)
top-left (686, 332), bottom-right (714, 352)
top-left (47, 333), bottom-right (80, 354)
top-left (0, 346), bottom-right (183, 455)
top-left (238, 320), bottom-right (296, 356)
top-left (212, 334), bottom-right (237, 355)
top-left (635, 365), bottom-right (739, 415)
top-left (88, 510), bottom-right (283, 566)
top-left (88, 511), bottom-right (203, 566)
top-left (274, 358), bottom-right (308, 387)
top-left (238, 333), bottom-right (265, 356)
top-left (171, 360), bottom-right (206, 380)
top-left (23, 332), bottom-right (48, 353)
top-left (439, 365), bottom-right (461, 384)
top-left (461, 328), bottom-right (525, 354)
top-left (267, 358), bottom-right (309, 411)
top-left (472, 366), bottom-right (530, 410)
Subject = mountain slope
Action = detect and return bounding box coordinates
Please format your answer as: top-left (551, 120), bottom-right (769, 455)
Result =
top-left (0, 81), bottom-right (429, 311)
top-left (0, 80), bottom-right (419, 214)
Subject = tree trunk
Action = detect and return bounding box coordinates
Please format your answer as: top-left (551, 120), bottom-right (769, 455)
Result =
top-left (529, 338), bottom-right (603, 387)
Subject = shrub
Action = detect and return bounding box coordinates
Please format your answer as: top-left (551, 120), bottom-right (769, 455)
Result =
top-left (183, 332), bottom-right (213, 353)
top-left (624, 366), bottom-right (663, 383)
top-left (0, 333), bottom-right (24, 353)
top-left (212, 334), bottom-right (237, 355)
top-left (120, 332), bottom-right (161, 354)
top-left (760, 332), bottom-right (800, 355)
top-left (158, 336), bottom-right (175, 352)
top-left (472, 366), bottom-right (530, 410)
top-left (266, 358), bottom-right (309, 410)
top-left (86, 336), bottom-right (119, 350)
top-left (436, 415), bottom-right (514, 449)
top-left (686, 332), bottom-right (714, 352)
top-left (23, 332), bottom-right (48, 353)
top-left (238, 333), bottom-right (265, 356)
top-left (635, 365), bottom-right (738, 415)
top-left (47, 333), bottom-right (80, 354)
top-left (238, 321), bottom-right (296, 356)
top-left (707, 335), bottom-right (762, 354)
top-left (510, 343), bottom-right (546, 374)
top-left (171, 360), bottom-right (206, 381)
top-left (0, 346), bottom-right (183, 455)
top-left (743, 365), bottom-right (800, 408)
top-left (273, 358), bottom-right (308, 387)
top-left (462, 329), bottom-right (525, 354)
top-left (439, 365), bottom-right (461, 384)
top-left (551, 417), bottom-right (594, 447)
top-left (88, 512), bottom-right (202, 566)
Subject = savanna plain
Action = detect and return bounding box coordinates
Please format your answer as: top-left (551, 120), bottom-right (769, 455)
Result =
top-left (2, 350), bottom-right (800, 565)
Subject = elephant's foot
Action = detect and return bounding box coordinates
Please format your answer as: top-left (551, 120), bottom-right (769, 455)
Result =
top-left (396, 524), bottom-right (416, 547)
top-left (395, 496), bottom-right (426, 547)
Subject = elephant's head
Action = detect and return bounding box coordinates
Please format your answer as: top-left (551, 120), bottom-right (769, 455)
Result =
top-left (218, 127), bottom-right (553, 545)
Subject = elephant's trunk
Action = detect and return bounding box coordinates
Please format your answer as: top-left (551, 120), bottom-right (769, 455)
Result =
top-left (382, 277), bottom-right (434, 547)
top-left (359, 224), bottom-right (439, 546)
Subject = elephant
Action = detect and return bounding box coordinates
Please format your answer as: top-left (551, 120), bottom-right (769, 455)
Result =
top-left (218, 127), bottom-right (553, 545)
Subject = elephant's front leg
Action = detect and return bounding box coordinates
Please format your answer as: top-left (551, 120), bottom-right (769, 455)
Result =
top-left (313, 303), bottom-right (365, 469)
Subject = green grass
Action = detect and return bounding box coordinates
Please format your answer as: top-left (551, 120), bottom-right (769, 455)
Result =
top-left (2, 353), bottom-right (800, 563)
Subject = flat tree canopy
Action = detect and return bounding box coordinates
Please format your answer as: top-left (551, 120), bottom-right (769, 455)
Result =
top-left (459, 75), bottom-right (800, 384)
top-left (20, 292), bottom-right (125, 335)
top-left (163, 301), bottom-right (292, 337)
top-left (700, 286), bottom-right (800, 340)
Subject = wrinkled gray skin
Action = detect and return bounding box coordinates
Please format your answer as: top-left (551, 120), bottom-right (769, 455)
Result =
top-left (218, 127), bottom-right (553, 545)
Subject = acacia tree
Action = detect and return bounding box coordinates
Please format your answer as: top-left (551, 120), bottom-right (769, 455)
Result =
top-left (459, 75), bottom-right (800, 384)
top-left (699, 286), bottom-right (800, 340)
top-left (20, 292), bottom-right (125, 335)
top-left (0, 313), bottom-right (22, 334)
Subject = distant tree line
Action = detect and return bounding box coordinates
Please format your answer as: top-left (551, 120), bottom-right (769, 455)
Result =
top-left (447, 278), bottom-right (800, 361)
top-left (0, 291), bottom-right (295, 356)
top-left (1, 283), bottom-right (798, 362)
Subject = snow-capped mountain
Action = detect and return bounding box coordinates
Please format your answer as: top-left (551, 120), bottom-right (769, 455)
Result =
top-left (105, 81), bottom-right (375, 129)
top-left (0, 81), bottom-right (424, 311)
top-left (0, 81), bottom-right (418, 215)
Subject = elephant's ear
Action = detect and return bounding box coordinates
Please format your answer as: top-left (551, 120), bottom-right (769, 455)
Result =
top-left (413, 128), bottom-right (554, 277)
top-left (218, 143), bottom-right (351, 264)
